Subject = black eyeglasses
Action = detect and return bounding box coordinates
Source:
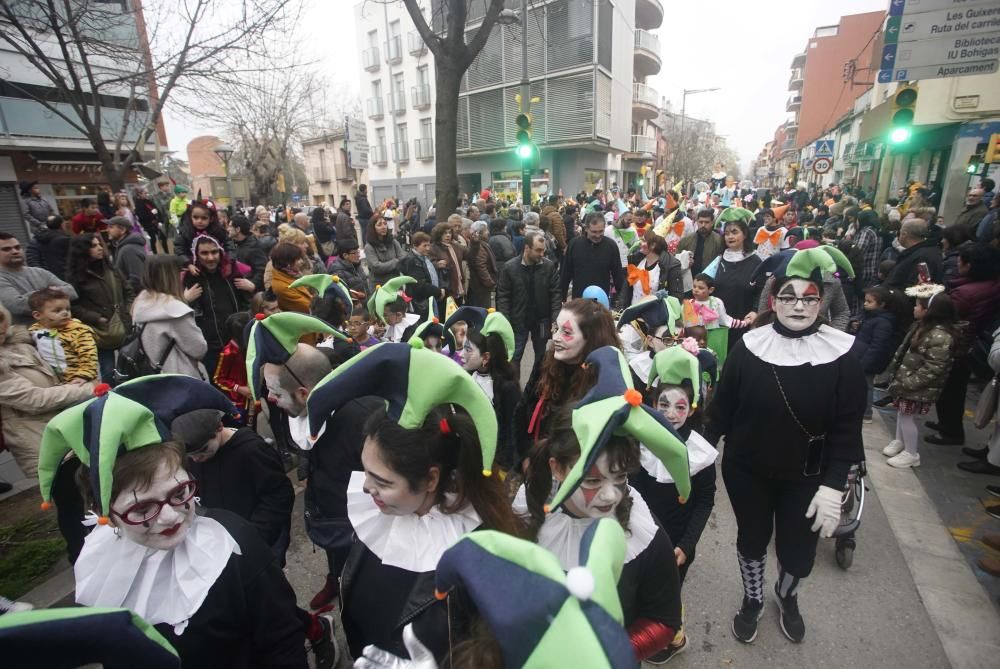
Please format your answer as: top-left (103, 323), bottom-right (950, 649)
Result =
top-left (775, 296), bottom-right (821, 307)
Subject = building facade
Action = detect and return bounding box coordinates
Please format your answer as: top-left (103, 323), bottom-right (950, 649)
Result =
top-left (302, 131), bottom-right (368, 208)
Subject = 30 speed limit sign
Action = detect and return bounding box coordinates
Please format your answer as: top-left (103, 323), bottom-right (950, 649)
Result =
top-left (812, 157), bottom-right (832, 175)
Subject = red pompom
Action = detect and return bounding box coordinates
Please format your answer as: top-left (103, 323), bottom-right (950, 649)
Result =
top-left (439, 417), bottom-right (451, 434)
top-left (432, 317), bottom-right (440, 324)
top-left (434, 589), bottom-right (448, 601)
top-left (624, 389), bottom-right (643, 407)
top-left (93, 383), bottom-right (111, 397)
top-left (40, 501), bottom-right (53, 511)
top-left (255, 312), bottom-right (266, 321)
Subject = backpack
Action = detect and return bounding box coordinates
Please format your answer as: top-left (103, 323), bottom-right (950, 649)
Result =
top-left (111, 324), bottom-right (175, 384)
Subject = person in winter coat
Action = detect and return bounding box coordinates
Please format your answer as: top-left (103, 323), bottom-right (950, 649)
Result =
top-left (326, 237), bottom-right (368, 299)
top-left (428, 222), bottom-right (466, 305)
top-left (966, 326), bottom-right (1000, 476)
top-left (333, 212), bottom-right (356, 252)
top-left (33, 215), bottom-right (73, 280)
top-left (18, 180), bottom-right (55, 233)
top-left (228, 215), bottom-right (269, 291)
top-left (398, 232), bottom-right (446, 317)
top-left (311, 208), bottom-right (335, 259)
top-left (363, 216), bottom-right (405, 291)
top-left (540, 204), bottom-right (567, 253)
top-left (622, 232), bottom-right (684, 305)
top-left (850, 286), bottom-right (903, 420)
top-left (884, 219), bottom-right (943, 289)
top-left (174, 200), bottom-right (230, 269)
top-left (496, 231), bottom-right (561, 368)
top-left (0, 304), bottom-right (94, 478)
top-left (883, 286), bottom-right (957, 468)
top-left (66, 233), bottom-right (134, 380)
top-left (106, 217), bottom-right (148, 294)
top-left (941, 226), bottom-right (974, 285)
top-left (133, 187), bottom-right (167, 254)
top-left (354, 184), bottom-right (374, 244)
top-left (464, 220), bottom-right (498, 308)
top-left (269, 243), bottom-right (314, 314)
top-left (488, 218), bottom-right (517, 265)
top-left (131, 255), bottom-right (209, 379)
top-left (953, 188), bottom-right (988, 231)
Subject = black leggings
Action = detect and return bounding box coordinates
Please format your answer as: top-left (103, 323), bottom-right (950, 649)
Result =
top-left (722, 457), bottom-right (820, 578)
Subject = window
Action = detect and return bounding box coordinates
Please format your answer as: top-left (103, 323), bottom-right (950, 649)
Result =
top-left (417, 65), bottom-right (429, 87)
top-left (393, 73), bottom-right (405, 96)
top-left (376, 127), bottom-right (386, 148)
top-left (372, 80), bottom-right (382, 98)
top-left (397, 123), bottom-right (408, 146)
top-left (390, 20), bottom-right (400, 39)
top-left (368, 30), bottom-right (378, 48)
top-left (420, 118), bottom-right (433, 138)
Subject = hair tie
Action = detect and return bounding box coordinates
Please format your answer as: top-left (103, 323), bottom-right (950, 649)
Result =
top-left (439, 417), bottom-right (451, 435)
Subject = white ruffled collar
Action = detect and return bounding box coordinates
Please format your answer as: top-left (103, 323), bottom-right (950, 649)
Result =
top-left (74, 515), bottom-right (241, 635)
top-left (289, 413), bottom-right (325, 451)
top-left (743, 323), bottom-right (854, 366)
top-left (640, 431), bottom-right (717, 484)
top-left (722, 249), bottom-right (746, 262)
top-left (512, 485), bottom-right (657, 568)
top-left (346, 471), bottom-right (481, 572)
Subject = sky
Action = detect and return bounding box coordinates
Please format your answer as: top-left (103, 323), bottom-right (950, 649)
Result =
top-left (162, 0), bottom-right (890, 174)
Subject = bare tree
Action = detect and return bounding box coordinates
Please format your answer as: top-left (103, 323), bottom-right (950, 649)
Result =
top-left (403, 0), bottom-right (505, 214)
top-left (0, 0), bottom-right (301, 191)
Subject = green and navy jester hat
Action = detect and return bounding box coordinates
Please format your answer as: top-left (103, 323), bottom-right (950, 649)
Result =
top-left (548, 346), bottom-right (691, 512)
top-left (716, 206), bottom-right (755, 229)
top-left (306, 342), bottom-right (498, 475)
top-left (37, 376), bottom-right (236, 524)
top-left (366, 275), bottom-right (416, 324)
top-left (615, 291), bottom-right (682, 337)
top-left (407, 294), bottom-right (455, 351)
top-left (289, 273), bottom-right (353, 317)
top-left (245, 312), bottom-right (347, 401)
top-left (649, 346), bottom-right (702, 408)
top-left (433, 519), bottom-right (637, 669)
top-left (0, 607), bottom-right (179, 669)
top-left (751, 245), bottom-right (855, 290)
top-left (445, 305), bottom-right (517, 362)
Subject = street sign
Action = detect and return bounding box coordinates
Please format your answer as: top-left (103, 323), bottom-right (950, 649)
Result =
top-left (813, 157), bottom-right (832, 175)
top-left (814, 139), bottom-right (835, 157)
top-left (885, 6), bottom-right (1000, 44)
top-left (888, 0), bottom-right (996, 17)
top-left (344, 116), bottom-right (368, 170)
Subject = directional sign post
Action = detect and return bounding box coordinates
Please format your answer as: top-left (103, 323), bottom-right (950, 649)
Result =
top-left (880, 0), bottom-right (1000, 82)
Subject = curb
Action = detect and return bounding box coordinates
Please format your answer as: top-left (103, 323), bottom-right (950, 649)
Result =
top-left (865, 413), bottom-right (1000, 669)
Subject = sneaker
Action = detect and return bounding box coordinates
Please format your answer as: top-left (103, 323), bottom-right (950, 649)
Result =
top-left (732, 597), bottom-right (764, 643)
top-left (963, 446), bottom-right (989, 460)
top-left (887, 451), bottom-right (921, 468)
top-left (309, 574), bottom-right (340, 610)
top-left (646, 634), bottom-right (687, 664)
top-left (0, 480), bottom-right (12, 495)
top-left (774, 584), bottom-right (805, 643)
top-left (873, 396), bottom-right (894, 408)
top-left (0, 596), bottom-right (34, 615)
top-left (309, 613), bottom-right (339, 669)
top-left (882, 440), bottom-right (904, 457)
top-left (986, 504), bottom-right (1000, 521)
top-left (987, 484), bottom-right (1000, 499)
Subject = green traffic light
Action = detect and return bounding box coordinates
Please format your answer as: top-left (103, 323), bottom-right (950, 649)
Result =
top-left (517, 144), bottom-right (533, 159)
top-left (967, 162), bottom-right (979, 174)
top-left (889, 127), bottom-right (911, 143)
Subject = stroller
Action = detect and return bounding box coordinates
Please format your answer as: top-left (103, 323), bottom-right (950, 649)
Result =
top-left (831, 462), bottom-right (867, 569)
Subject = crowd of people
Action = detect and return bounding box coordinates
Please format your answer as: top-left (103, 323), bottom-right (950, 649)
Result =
top-left (1, 172), bottom-right (1000, 668)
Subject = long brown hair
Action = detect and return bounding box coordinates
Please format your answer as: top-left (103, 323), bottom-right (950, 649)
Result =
top-left (140, 254), bottom-right (185, 300)
top-left (535, 298), bottom-right (620, 407)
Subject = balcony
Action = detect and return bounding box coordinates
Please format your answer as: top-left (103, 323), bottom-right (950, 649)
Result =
top-left (312, 167), bottom-right (330, 183)
top-left (632, 82), bottom-right (659, 120)
top-left (635, 0), bottom-right (664, 30)
top-left (791, 51), bottom-right (806, 68)
top-left (786, 94), bottom-right (802, 111)
top-left (385, 36), bottom-right (402, 64)
top-left (408, 30), bottom-right (427, 56)
top-left (633, 30), bottom-right (662, 77)
top-left (629, 135), bottom-right (656, 156)
top-left (789, 67), bottom-right (803, 91)
top-left (388, 91), bottom-right (406, 114)
top-left (415, 137), bottom-right (433, 161)
top-left (370, 145), bottom-right (387, 166)
top-left (411, 84), bottom-right (431, 110)
top-left (362, 47), bottom-right (380, 72)
top-left (392, 141), bottom-right (409, 163)
top-left (366, 97), bottom-right (384, 119)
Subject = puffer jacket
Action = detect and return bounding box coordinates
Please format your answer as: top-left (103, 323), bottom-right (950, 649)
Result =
top-left (131, 291), bottom-right (208, 379)
top-left (849, 309), bottom-right (899, 374)
top-left (364, 236), bottom-right (405, 291)
top-left (0, 327), bottom-right (93, 477)
top-left (886, 323), bottom-right (955, 403)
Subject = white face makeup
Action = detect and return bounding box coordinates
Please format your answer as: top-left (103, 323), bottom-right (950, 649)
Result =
top-left (461, 340), bottom-right (484, 372)
top-left (774, 278), bottom-right (821, 332)
top-left (360, 436), bottom-right (437, 516)
top-left (647, 325), bottom-right (672, 353)
top-left (264, 364), bottom-right (306, 417)
top-left (657, 387), bottom-right (690, 429)
top-left (111, 461), bottom-right (196, 551)
top-left (559, 453), bottom-right (627, 519)
top-left (552, 310), bottom-right (585, 363)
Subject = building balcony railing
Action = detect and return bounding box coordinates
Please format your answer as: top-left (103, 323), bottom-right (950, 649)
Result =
top-left (633, 30), bottom-right (662, 76)
top-left (786, 94), bottom-right (802, 111)
top-left (789, 67), bottom-right (804, 91)
top-left (312, 167), bottom-right (330, 183)
top-left (635, 0), bottom-right (664, 31)
top-left (366, 97), bottom-right (384, 119)
top-left (385, 36), bottom-right (402, 64)
top-left (388, 91), bottom-right (407, 114)
top-left (370, 145), bottom-right (387, 166)
top-left (632, 82), bottom-right (659, 120)
top-left (362, 47), bottom-right (380, 72)
top-left (408, 30), bottom-right (427, 56)
top-left (791, 51), bottom-right (806, 68)
top-left (414, 137), bottom-right (433, 160)
top-left (392, 141), bottom-right (409, 163)
top-left (630, 135), bottom-right (656, 155)
top-left (411, 84), bottom-right (431, 110)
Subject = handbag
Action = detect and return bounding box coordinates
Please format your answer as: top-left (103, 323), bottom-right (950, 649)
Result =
top-left (974, 374), bottom-right (999, 430)
top-left (92, 307), bottom-right (127, 349)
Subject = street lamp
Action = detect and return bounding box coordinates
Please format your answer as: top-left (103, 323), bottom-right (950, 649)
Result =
top-left (674, 87), bottom-right (720, 193)
top-left (214, 142), bottom-right (235, 209)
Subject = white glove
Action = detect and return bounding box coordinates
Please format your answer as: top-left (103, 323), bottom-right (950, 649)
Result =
top-left (353, 623), bottom-right (438, 669)
top-left (805, 485), bottom-right (842, 538)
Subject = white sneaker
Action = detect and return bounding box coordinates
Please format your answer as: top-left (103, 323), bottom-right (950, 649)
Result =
top-left (887, 451), bottom-right (920, 468)
top-left (882, 440), bottom-right (904, 457)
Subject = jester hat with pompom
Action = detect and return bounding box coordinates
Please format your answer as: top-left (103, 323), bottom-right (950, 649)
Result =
top-left (648, 345), bottom-right (703, 409)
top-left (290, 273), bottom-right (353, 318)
top-left (444, 305), bottom-right (516, 362)
top-left (245, 312), bottom-right (347, 401)
top-left (366, 275), bottom-right (416, 324)
top-left (405, 295), bottom-right (455, 351)
top-left (547, 346), bottom-right (691, 512)
top-left (37, 376), bottom-right (237, 523)
top-left (305, 342), bottom-right (498, 476)
top-left (433, 519), bottom-right (637, 669)
top-left (615, 292), bottom-right (682, 337)
top-left (750, 245), bottom-right (855, 289)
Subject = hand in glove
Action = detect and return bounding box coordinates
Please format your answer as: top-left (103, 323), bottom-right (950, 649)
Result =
top-left (353, 623), bottom-right (438, 669)
top-left (805, 485), bottom-right (842, 538)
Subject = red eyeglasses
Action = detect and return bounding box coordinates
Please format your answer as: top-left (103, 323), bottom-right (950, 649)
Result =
top-left (111, 480), bottom-right (198, 525)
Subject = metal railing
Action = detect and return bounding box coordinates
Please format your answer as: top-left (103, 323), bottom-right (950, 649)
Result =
top-left (411, 84), bottom-right (431, 109)
top-left (385, 36), bottom-right (402, 64)
top-left (362, 47), bottom-right (380, 71)
top-left (388, 91), bottom-right (407, 114)
top-left (392, 141), bottom-right (409, 163)
top-left (634, 30), bottom-right (661, 59)
top-left (632, 82), bottom-right (659, 108)
top-left (630, 135), bottom-right (656, 154)
top-left (414, 137), bottom-right (433, 160)
top-left (408, 30), bottom-right (427, 56)
top-left (370, 145), bottom-right (387, 165)
top-left (366, 97), bottom-right (384, 119)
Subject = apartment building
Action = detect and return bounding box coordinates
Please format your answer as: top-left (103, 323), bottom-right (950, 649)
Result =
top-left (302, 130), bottom-right (368, 207)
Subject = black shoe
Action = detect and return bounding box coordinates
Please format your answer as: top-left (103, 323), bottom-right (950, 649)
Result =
top-left (873, 396), bottom-right (894, 408)
top-left (0, 480), bottom-right (12, 495)
top-left (732, 597), bottom-right (764, 643)
top-left (774, 584), bottom-right (805, 643)
top-left (646, 634), bottom-right (687, 664)
top-left (963, 446), bottom-right (989, 460)
top-left (987, 484), bottom-right (1000, 498)
top-left (925, 421), bottom-right (940, 431)
top-left (310, 614), bottom-right (339, 669)
top-left (925, 433), bottom-right (964, 446)
top-left (986, 503), bottom-right (1000, 521)
top-left (873, 381), bottom-right (889, 390)
top-left (957, 460), bottom-right (1000, 476)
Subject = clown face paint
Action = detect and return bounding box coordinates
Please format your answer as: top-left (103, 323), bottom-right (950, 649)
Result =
top-left (552, 309), bottom-right (586, 363)
top-left (461, 340), bottom-right (484, 372)
top-left (561, 453), bottom-right (627, 519)
top-left (648, 325), bottom-right (673, 353)
top-left (111, 461), bottom-right (196, 551)
top-left (774, 278), bottom-right (821, 332)
top-left (360, 436), bottom-right (437, 516)
top-left (657, 386), bottom-right (690, 429)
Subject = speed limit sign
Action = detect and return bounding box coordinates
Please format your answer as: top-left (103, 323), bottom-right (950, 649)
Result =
top-left (813, 157), bottom-right (832, 175)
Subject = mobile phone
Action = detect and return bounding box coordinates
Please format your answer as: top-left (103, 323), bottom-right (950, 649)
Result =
top-left (803, 436), bottom-right (826, 477)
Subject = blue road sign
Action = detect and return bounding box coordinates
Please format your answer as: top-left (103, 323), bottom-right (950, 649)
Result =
top-left (814, 140), bottom-right (835, 157)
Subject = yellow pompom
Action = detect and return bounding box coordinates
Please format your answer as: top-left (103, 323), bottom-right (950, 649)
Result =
top-left (487, 307), bottom-right (496, 313)
top-left (481, 468), bottom-right (492, 477)
top-left (374, 284), bottom-right (382, 290)
top-left (332, 275), bottom-right (341, 283)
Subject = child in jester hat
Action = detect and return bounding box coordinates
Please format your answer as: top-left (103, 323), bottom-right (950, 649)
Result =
top-left (517, 346), bottom-right (690, 664)
top-left (367, 276), bottom-right (420, 343)
top-left (615, 291), bottom-right (683, 391)
top-left (343, 303), bottom-right (379, 349)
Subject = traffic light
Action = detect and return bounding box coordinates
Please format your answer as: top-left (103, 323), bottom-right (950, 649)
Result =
top-left (967, 156), bottom-right (981, 174)
top-left (889, 86), bottom-right (917, 144)
top-left (515, 113), bottom-right (535, 160)
top-left (986, 133), bottom-right (1000, 164)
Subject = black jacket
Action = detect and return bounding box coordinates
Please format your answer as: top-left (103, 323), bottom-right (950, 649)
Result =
top-left (630, 463), bottom-right (716, 565)
top-left (188, 428), bottom-right (294, 547)
top-left (559, 234), bottom-right (625, 301)
top-left (496, 257), bottom-right (561, 329)
top-left (233, 235), bottom-right (269, 291)
top-left (621, 251), bottom-right (684, 303)
top-left (112, 233), bottom-right (147, 294)
top-left (850, 309), bottom-right (899, 375)
top-left (398, 251), bottom-right (442, 313)
top-left (355, 193), bottom-right (374, 220)
top-left (884, 238), bottom-right (943, 290)
top-left (34, 228), bottom-right (71, 279)
top-left (327, 258), bottom-right (368, 298)
top-left (183, 266), bottom-right (244, 352)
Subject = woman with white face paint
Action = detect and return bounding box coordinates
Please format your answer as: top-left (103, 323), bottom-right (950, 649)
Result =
top-left (516, 347), bottom-right (692, 664)
top-left (705, 247), bottom-right (866, 646)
